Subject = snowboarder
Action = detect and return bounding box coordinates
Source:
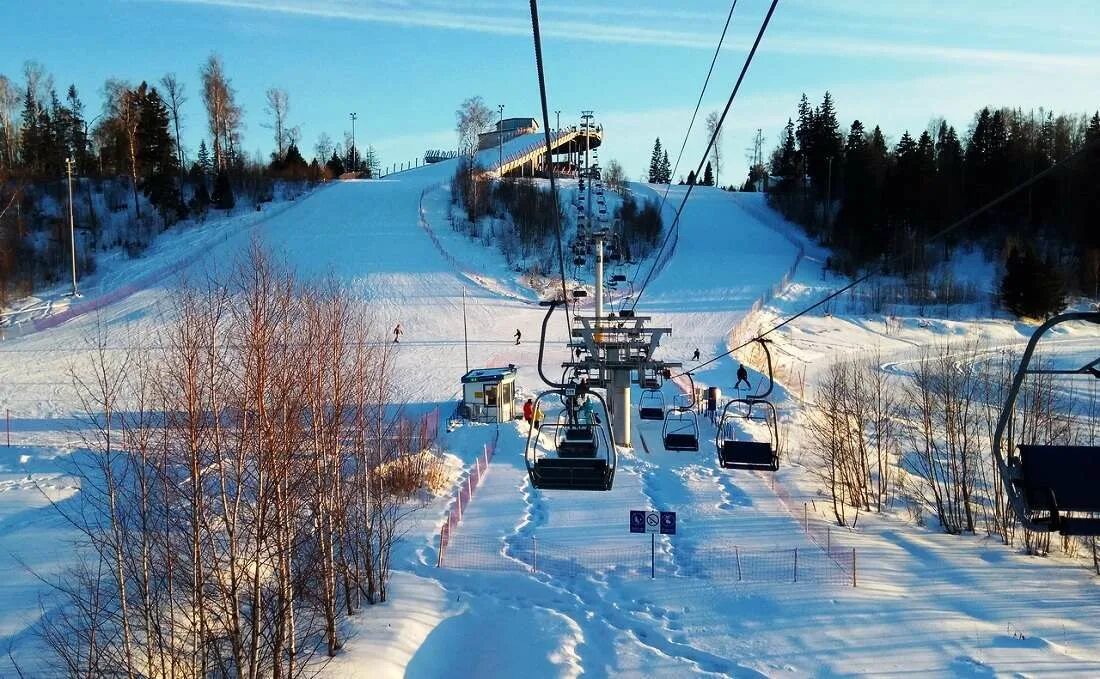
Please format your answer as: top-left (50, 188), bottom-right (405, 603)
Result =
top-left (514, 328), bottom-right (522, 345)
top-left (735, 364), bottom-right (751, 390)
top-left (692, 347), bottom-right (700, 361)
top-left (523, 398), bottom-right (534, 425)
top-left (393, 323), bottom-right (403, 343)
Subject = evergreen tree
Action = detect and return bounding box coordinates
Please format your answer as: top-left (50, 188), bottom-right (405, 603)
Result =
top-left (197, 139), bottom-right (212, 178)
top-left (326, 150), bottom-right (345, 177)
top-left (686, 170), bottom-right (696, 185)
top-left (212, 168), bottom-right (235, 209)
top-left (702, 161), bottom-right (714, 186)
top-left (660, 150), bottom-right (671, 183)
top-left (648, 138), bottom-right (663, 183)
top-left (1000, 245), bottom-right (1066, 318)
top-left (137, 87), bottom-right (183, 222)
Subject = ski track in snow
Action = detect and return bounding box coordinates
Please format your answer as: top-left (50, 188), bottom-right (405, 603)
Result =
top-left (3, 156), bottom-right (1100, 677)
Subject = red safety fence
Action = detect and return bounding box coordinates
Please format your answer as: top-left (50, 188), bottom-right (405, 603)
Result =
top-left (436, 426), bottom-right (500, 566)
top-left (439, 532), bottom-right (855, 586)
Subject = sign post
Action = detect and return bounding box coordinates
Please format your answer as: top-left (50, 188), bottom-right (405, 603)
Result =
top-left (630, 509), bottom-right (676, 579)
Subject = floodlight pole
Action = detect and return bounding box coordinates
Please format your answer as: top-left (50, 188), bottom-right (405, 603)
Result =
top-left (350, 112), bottom-right (358, 171)
top-left (497, 104), bottom-right (505, 173)
top-left (66, 157), bottom-right (78, 296)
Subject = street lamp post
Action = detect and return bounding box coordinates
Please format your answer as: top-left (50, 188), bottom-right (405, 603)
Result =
top-left (497, 104), bottom-right (505, 172)
top-left (349, 112), bottom-right (358, 172)
top-left (555, 109), bottom-right (560, 133)
top-left (65, 157), bottom-right (78, 297)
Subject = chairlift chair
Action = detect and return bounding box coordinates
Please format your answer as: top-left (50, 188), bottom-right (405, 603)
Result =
top-left (716, 399), bottom-right (779, 470)
top-left (662, 373), bottom-right (700, 451)
top-left (992, 311), bottom-right (1100, 536)
top-left (573, 256), bottom-right (585, 266)
top-left (524, 389), bottom-right (617, 491)
top-left (638, 389), bottom-right (666, 421)
top-left (572, 289), bottom-right (588, 299)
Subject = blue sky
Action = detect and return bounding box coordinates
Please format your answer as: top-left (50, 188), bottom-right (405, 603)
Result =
top-left (3, 0), bottom-right (1098, 184)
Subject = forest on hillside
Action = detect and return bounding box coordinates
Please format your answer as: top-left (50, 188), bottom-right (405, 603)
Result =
top-left (759, 92), bottom-right (1100, 314)
top-left (0, 57), bottom-right (381, 306)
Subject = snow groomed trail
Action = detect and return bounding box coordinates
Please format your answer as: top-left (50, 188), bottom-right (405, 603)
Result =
top-left (3, 159), bottom-right (1100, 677)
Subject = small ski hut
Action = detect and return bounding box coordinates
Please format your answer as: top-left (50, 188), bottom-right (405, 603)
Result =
top-left (460, 365), bottom-right (518, 423)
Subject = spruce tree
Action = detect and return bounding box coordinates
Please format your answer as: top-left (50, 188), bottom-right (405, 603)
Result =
top-left (702, 161), bottom-right (714, 186)
top-left (686, 170), bottom-right (696, 185)
top-left (648, 138), bottom-right (662, 183)
top-left (1000, 245), bottom-right (1065, 318)
top-left (212, 168), bottom-right (235, 209)
top-left (197, 140), bottom-right (212, 178)
top-left (660, 150), bottom-right (671, 183)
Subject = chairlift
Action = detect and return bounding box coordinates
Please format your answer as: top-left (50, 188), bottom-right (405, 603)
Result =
top-left (638, 389), bottom-right (666, 421)
top-left (572, 289), bottom-right (588, 299)
top-left (573, 256), bottom-right (585, 266)
top-left (716, 400), bottom-right (779, 470)
top-left (611, 274), bottom-right (626, 283)
top-left (662, 373), bottom-right (700, 451)
top-left (524, 389), bottom-right (617, 491)
top-left (992, 312), bottom-right (1100, 536)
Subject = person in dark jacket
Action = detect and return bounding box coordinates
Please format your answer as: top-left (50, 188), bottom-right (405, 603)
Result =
top-left (735, 364), bottom-right (751, 390)
top-left (514, 328), bottom-right (522, 345)
top-left (692, 347), bottom-right (700, 361)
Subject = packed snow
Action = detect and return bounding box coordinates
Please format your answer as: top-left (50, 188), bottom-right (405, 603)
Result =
top-left (0, 154), bottom-right (1098, 677)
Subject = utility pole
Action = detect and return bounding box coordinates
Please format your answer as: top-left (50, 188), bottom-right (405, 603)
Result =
top-left (555, 109), bottom-right (560, 132)
top-left (497, 104), bottom-right (505, 173)
top-left (66, 157), bottom-right (78, 296)
top-left (349, 112), bottom-right (358, 172)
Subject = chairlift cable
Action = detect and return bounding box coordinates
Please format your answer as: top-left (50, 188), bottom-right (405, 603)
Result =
top-left (529, 0), bottom-right (572, 332)
top-left (631, 0), bottom-right (780, 312)
top-left (629, 0), bottom-right (740, 292)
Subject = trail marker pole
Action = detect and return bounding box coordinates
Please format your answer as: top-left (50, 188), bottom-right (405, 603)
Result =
top-left (793, 547), bottom-right (798, 583)
top-left (735, 546), bottom-right (742, 581)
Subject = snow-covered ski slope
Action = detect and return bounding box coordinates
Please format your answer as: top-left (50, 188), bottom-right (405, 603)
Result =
top-left (2, 161), bottom-right (1100, 677)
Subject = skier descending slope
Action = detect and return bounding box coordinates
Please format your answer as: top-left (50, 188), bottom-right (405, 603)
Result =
top-left (393, 323), bottom-right (403, 343)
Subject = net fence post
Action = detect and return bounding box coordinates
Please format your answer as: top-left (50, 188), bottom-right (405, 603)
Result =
top-left (533, 536), bottom-right (538, 574)
top-left (736, 546), bottom-right (742, 581)
top-left (793, 547), bottom-right (798, 583)
top-left (852, 548), bottom-right (857, 587)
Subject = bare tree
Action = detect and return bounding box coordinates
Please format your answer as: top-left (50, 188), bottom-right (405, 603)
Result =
top-left (160, 73), bottom-right (188, 203)
top-left (40, 244), bottom-right (443, 677)
top-left (199, 54), bottom-right (242, 171)
top-left (314, 133), bottom-right (333, 165)
top-left (704, 110), bottom-right (723, 187)
top-left (603, 159), bottom-right (627, 193)
top-left (264, 87), bottom-right (291, 160)
top-left (455, 96), bottom-right (493, 158)
top-left (0, 74), bottom-right (20, 168)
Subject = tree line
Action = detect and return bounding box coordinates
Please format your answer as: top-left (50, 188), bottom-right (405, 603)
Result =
top-left (0, 57), bottom-right (381, 307)
top-left (764, 91), bottom-right (1100, 314)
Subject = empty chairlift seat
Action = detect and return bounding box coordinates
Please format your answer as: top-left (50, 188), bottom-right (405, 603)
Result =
top-left (991, 311), bottom-right (1100, 536)
top-left (716, 398), bottom-right (779, 471)
top-left (638, 390), bottom-right (665, 420)
top-left (662, 409), bottom-right (699, 452)
top-left (1016, 444), bottom-right (1100, 535)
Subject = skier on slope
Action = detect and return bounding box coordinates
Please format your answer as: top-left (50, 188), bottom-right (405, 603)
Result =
top-left (692, 347), bottom-right (700, 361)
top-left (735, 363), bottom-right (751, 390)
top-left (514, 328), bottom-right (522, 345)
top-left (393, 323), bottom-right (403, 343)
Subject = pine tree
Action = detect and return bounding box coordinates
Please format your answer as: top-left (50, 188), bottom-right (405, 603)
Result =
top-left (659, 150), bottom-right (671, 183)
top-left (686, 170), bottom-right (696, 185)
top-left (648, 138), bottom-right (663, 183)
top-left (702, 161), bottom-right (714, 186)
top-left (326, 150), bottom-right (345, 178)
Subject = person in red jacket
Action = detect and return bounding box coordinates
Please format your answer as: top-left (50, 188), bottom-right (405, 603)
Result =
top-left (522, 398), bottom-right (534, 425)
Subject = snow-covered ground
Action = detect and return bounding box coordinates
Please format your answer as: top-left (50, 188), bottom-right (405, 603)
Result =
top-left (0, 157), bottom-right (1098, 677)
